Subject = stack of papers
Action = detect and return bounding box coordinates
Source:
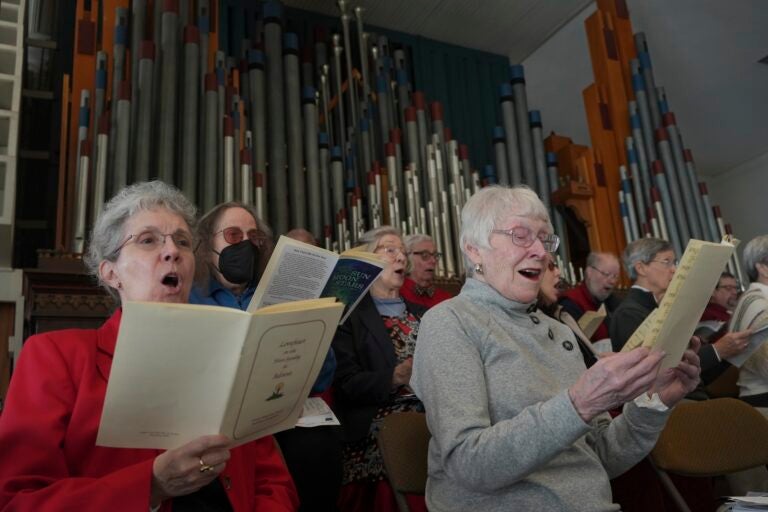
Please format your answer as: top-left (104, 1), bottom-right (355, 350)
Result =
top-left (726, 493), bottom-right (768, 510)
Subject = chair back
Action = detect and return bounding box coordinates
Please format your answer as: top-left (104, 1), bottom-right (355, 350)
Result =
top-left (377, 411), bottom-right (430, 511)
top-left (704, 365), bottom-right (740, 398)
top-left (651, 398), bottom-right (768, 476)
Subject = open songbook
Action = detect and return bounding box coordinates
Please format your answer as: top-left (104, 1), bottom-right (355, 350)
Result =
top-left (578, 304), bottom-right (607, 340)
top-left (97, 298), bottom-right (344, 449)
top-left (621, 238), bottom-right (735, 371)
top-left (248, 236), bottom-right (385, 324)
top-left (725, 298), bottom-right (768, 368)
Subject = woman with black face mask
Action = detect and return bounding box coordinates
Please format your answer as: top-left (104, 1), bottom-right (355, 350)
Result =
top-left (190, 202), bottom-right (343, 512)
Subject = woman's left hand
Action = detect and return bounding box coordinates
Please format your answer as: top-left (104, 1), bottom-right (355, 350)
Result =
top-left (654, 336), bottom-right (702, 407)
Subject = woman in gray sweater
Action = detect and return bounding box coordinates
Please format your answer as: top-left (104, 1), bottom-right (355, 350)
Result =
top-left (411, 185), bottom-right (701, 512)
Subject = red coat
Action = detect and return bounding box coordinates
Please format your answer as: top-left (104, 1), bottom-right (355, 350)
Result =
top-left (558, 282), bottom-right (611, 342)
top-left (0, 310), bottom-right (298, 512)
top-left (400, 277), bottom-right (453, 310)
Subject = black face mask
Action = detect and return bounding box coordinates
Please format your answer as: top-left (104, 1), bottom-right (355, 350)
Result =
top-left (215, 241), bottom-right (260, 285)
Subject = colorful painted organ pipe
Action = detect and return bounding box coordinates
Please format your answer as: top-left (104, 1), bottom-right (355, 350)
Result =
top-left (635, 34), bottom-right (662, 130)
top-left (619, 166), bottom-right (639, 241)
top-left (510, 65), bottom-right (536, 189)
top-left (303, 87), bottom-right (322, 238)
top-left (662, 115), bottom-right (703, 240)
top-left (241, 146), bottom-right (252, 206)
top-left (492, 126), bottom-right (510, 186)
top-left (264, 0), bottom-right (288, 235)
top-left (157, 1), bottom-right (179, 184)
top-left (91, 114), bottom-right (109, 222)
top-left (114, 81), bottom-right (131, 191)
top-left (202, 72), bottom-right (218, 211)
top-left (546, 152), bottom-right (569, 267)
top-left (655, 129), bottom-right (690, 244)
top-left (499, 83), bottom-right (523, 185)
top-left (318, 133), bottom-right (332, 231)
top-left (181, 25), bottom-right (199, 200)
top-left (684, 150), bottom-right (713, 242)
top-left (71, 90), bottom-right (90, 253)
top-left (248, 49), bottom-right (267, 215)
top-left (108, 9), bottom-right (128, 193)
top-left (284, 32), bottom-right (306, 229)
top-left (651, 187), bottom-right (670, 242)
top-left (529, 110), bottom-right (550, 208)
top-left (619, 192), bottom-right (632, 245)
top-left (92, 53), bottom-right (107, 177)
top-left (651, 160), bottom-right (683, 255)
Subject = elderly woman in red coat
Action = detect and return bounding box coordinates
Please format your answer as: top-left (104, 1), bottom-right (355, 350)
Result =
top-left (0, 181), bottom-right (298, 511)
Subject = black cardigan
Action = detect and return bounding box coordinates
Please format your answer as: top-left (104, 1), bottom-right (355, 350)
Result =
top-left (609, 287), bottom-right (727, 384)
top-left (331, 293), bottom-right (427, 442)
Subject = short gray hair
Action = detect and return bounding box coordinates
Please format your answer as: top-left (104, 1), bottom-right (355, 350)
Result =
top-left (404, 233), bottom-right (433, 253)
top-left (460, 185), bottom-right (551, 276)
top-left (358, 225), bottom-right (401, 252)
top-left (743, 235), bottom-right (768, 282)
top-left (622, 237), bottom-right (673, 280)
top-left (84, 180), bottom-right (197, 298)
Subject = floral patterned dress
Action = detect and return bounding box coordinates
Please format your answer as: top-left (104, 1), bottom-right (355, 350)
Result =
top-left (341, 310), bottom-right (424, 484)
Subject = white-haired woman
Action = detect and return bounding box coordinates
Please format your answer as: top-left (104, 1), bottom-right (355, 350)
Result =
top-left (411, 185), bottom-right (700, 512)
top-left (730, 235), bottom-right (768, 414)
top-left (332, 226), bottom-right (427, 510)
top-left (0, 182), bottom-right (297, 511)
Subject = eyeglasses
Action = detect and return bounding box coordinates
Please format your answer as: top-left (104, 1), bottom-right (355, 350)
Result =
top-left (490, 226), bottom-right (560, 253)
top-left (114, 229), bottom-right (194, 254)
top-left (716, 284), bottom-right (739, 292)
top-left (649, 258), bottom-right (678, 268)
top-left (214, 226), bottom-right (268, 247)
top-left (409, 250), bottom-right (442, 262)
top-left (589, 265), bottom-right (619, 280)
top-left (375, 245), bottom-right (407, 258)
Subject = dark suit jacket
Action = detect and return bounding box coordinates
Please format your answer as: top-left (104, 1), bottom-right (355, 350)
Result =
top-left (609, 287), bottom-right (725, 384)
top-left (331, 293), bottom-right (427, 442)
top-left (610, 287), bottom-right (657, 351)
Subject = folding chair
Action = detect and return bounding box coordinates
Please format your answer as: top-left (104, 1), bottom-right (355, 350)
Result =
top-left (377, 412), bottom-right (430, 512)
top-left (704, 365), bottom-right (740, 398)
top-left (650, 398), bottom-right (768, 512)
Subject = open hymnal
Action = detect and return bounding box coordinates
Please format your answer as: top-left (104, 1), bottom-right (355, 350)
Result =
top-left (578, 304), bottom-right (607, 340)
top-left (97, 298), bottom-right (344, 449)
top-left (621, 238), bottom-right (735, 371)
top-left (726, 317), bottom-right (768, 368)
top-left (248, 236), bottom-right (384, 324)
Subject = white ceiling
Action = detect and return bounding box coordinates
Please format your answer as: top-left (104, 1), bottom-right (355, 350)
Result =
top-left (284, 0), bottom-right (768, 177)
top-left (283, 0), bottom-right (593, 63)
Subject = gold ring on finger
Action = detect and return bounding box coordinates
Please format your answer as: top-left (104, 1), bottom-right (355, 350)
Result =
top-left (199, 458), bottom-right (215, 473)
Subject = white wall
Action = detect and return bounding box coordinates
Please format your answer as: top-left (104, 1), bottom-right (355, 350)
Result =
top-left (521, 3), bottom-right (595, 147)
top-left (707, 151), bottom-right (768, 245)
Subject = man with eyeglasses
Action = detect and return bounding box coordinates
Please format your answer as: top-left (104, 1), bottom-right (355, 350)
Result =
top-left (702, 272), bottom-right (740, 323)
top-left (401, 234), bottom-right (453, 309)
top-left (559, 252), bottom-right (622, 345)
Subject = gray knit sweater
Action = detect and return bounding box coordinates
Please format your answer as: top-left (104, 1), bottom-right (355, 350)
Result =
top-left (411, 278), bottom-right (670, 512)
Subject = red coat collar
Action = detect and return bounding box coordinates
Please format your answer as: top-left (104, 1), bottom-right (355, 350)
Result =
top-left (96, 308), bottom-right (122, 381)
